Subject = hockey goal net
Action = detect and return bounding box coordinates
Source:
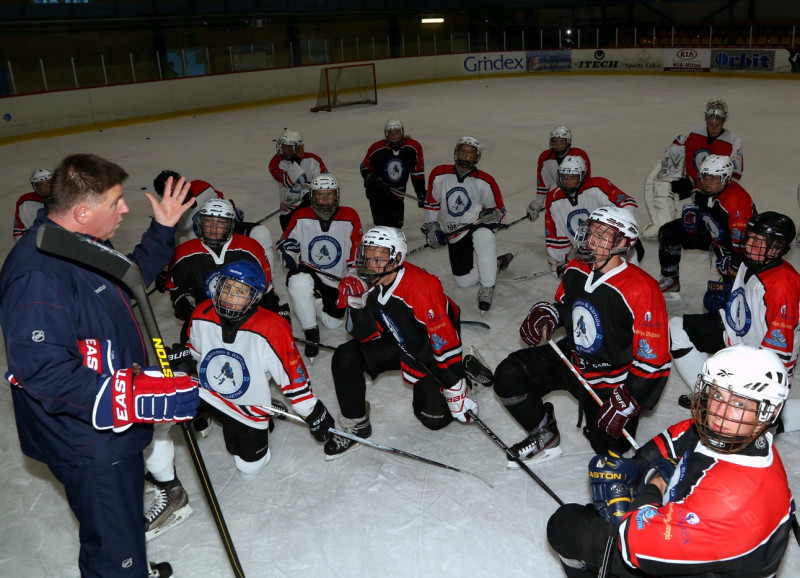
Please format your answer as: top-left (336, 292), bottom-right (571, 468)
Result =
top-left (310, 63), bottom-right (378, 112)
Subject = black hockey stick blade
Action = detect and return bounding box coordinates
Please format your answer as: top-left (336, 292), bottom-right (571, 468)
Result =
top-left (461, 319), bottom-right (490, 330)
top-left (36, 224), bottom-right (247, 578)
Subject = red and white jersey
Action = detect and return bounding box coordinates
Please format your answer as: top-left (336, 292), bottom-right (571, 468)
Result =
top-left (12, 191), bottom-right (46, 242)
top-left (535, 147), bottom-right (592, 203)
top-left (277, 206), bottom-right (362, 290)
top-left (723, 259), bottom-right (800, 382)
top-left (693, 181), bottom-right (754, 258)
top-left (424, 165), bottom-right (506, 243)
top-left (544, 177), bottom-right (638, 265)
top-left (680, 125), bottom-right (743, 182)
top-left (188, 301), bottom-right (317, 429)
top-left (166, 234), bottom-right (273, 306)
top-left (349, 263), bottom-right (464, 388)
top-left (267, 153), bottom-right (328, 214)
top-left (556, 259), bottom-right (670, 407)
top-left (619, 420), bottom-right (792, 577)
top-left (361, 137), bottom-right (426, 199)
top-left (175, 179), bottom-right (225, 243)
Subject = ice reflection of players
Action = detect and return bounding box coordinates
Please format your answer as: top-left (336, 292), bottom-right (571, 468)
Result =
top-left (214, 362), bottom-right (234, 387)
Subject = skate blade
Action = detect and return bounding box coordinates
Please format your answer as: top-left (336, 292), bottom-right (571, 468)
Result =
top-left (145, 504), bottom-right (194, 542)
top-left (324, 442), bottom-right (362, 461)
top-left (506, 446), bottom-right (563, 468)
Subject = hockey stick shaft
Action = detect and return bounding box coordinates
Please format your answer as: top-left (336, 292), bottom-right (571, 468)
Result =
top-left (390, 187), bottom-right (422, 202)
top-left (467, 410), bottom-right (564, 506)
top-left (264, 404), bottom-right (491, 487)
top-left (255, 206), bottom-right (282, 224)
top-left (35, 225), bottom-right (247, 578)
top-left (292, 336), bottom-right (338, 352)
top-left (407, 219), bottom-right (482, 257)
top-left (547, 340), bottom-right (640, 450)
top-left (506, 269), bottom-right (551, 282)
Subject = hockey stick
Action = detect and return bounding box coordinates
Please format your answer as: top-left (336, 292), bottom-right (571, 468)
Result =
top-left (547, 340), bottom-right (640, 450)
top-left (292, 336), bottom-right (338, 352)
top-left (505, 269), bottom-right (551, 282)
top-left (497, 215), bottom-right (528, 231)
top-left (461, 319), bottom-right (491, 330)
top-left (406, 220), bottom-right (482, 257)
top-left (390, 187), bottom-right (424, 203)
top-left (466, 410), bottom-right (564, 506)
top-left (255, 206), bottom-right (282, 224)
top-left (35, 225), bottom-right (247, 578)
top-left (264, 403), bottom-right (492, 488)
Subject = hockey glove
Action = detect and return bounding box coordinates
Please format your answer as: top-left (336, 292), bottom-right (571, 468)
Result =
top-left (597, 385), bottom-right (641, 440)
top-left (173, 293), bottom-right (196, 322)
top-left (166, 342), bottom-right (197, 376)
top-left (416, 191), bottom-right (426, 209)
top-left (303, 399), bottom-right (335, 442)
top-left (336, 274), bottom-right (369, 309)
top-left (79, 338), bottom-right (118, 374)
top-left (670, 177), bottom-right (694, 200)
top-left (520, 301), bottom-right (559, 347)
top-left (680, 203), bottom-right (699, 233)
top-left (94, 367), bottom-right (199, 432)
top-left (548, 255), bottom-right (568, 279)
top-left (274, 302), bottom-right (292, 327)
top-left (702, 278), bottom-right (733, 316)
top-left (279, 238), bottom-right (301, 270)
top-left (526, 200), bottom-right (542, 222)
top-left (641, 456), bottom-right (678, 492)
top-left (442, 378), bottom-right (478, 422)
top-left (479, 207), bottom-right (503, 229)
top-left (421, 222), bottom-right (447, 249)
top-left (589, 452), bottom-right (641, 525)
top-left (364, 173), bottom-right (391, 198)
top-left (154, 268), bottom-right (169, 293)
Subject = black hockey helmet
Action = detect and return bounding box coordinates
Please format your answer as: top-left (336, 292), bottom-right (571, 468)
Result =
top-left (743, 211), bottom-right (795, 270)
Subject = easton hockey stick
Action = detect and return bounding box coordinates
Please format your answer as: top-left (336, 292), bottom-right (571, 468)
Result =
top-left (264, 403), bottom-right (492, 488)
top-left (35, 224), bottom-right (247, 578)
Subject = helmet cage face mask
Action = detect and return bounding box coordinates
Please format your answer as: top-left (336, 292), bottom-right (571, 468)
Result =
top-left (277, 131), bottom-right (303, 157)
top-left (549, 126), bottom-right (572, 156)
top-left (697, 155), bottom-right (733, 196)
top-left (30, 168), bottom-right (53, 198)
top-left (742, 212), bottom-right (795, 270)
top-left (453, 136), bottom-right (482, 172)
top-left (557, 156), bottom-right (587, 198)
top-left (704, 98), bottom-right (729, 121)
top-left (576, 221), bottom-right (628, 264)
top-left (195, 199), bottom-right (236, 248)
top-left (355, 227), bottom-right (407, 284)
top-left (208, 261), bottom-right (266, 320)
top-left (310, 174), bottom-right (340, 219)
top-left (384, 119), bottom-right (404, 151)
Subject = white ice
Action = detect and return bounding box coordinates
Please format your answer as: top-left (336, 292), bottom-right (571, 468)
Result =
top-left (1, 74), bottom-right (799, 577)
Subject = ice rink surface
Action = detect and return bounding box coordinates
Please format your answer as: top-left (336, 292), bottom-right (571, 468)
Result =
top-left (1, 73), bottom-right (800, 577)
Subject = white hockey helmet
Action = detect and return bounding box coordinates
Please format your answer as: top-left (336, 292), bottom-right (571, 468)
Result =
top-left (195, 198), bottom-right (236, 247)
top-left (557, 155), bottom-right (587, 197)
top-left (549, 126), bottom-right (572, 154)
top-left (692, 344), bottom-right (788, 453)
top-left (30, 168), bottom-right (53, 198)
top-left (704, 98), bottom-right (728, 121)
top-left (697, 154), bottom-right (733, 195)
top-left (206, 260), bottom-right (266, 320)
top-left (356, 226), bottom-right (407, 283)
top-left (454, 136), bottom-right (482, 170)
top-left (276, 129), bottom-right (304, 156)
top-left (576, 205), bottom-right (638, 264)
top-left (384, 119), bottom-right (405, 150)
top-left (310, 173), bottom-right (340, 219)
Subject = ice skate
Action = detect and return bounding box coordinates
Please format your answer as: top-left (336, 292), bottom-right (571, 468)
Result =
top-left (507, 403), bottom-right (562, 468)
top-left (658, 275), bottom-right (680, 293)
top-left (304, 326), bottom-right (320, 358)
top-left (477, 284), bottom-right (495, 314)
top-left (497, 252), bottom-right (515, 274)
top-left (149, 562), bottom-right (173, 577)
top-left (324, 402), bottom-right (372, 460)
top-left (144, 472), bottom-right (193, 541)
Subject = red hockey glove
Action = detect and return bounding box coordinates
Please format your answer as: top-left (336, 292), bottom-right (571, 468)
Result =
top-left (336, 274), bottom-right (369, 309)
top-left (519, 301), bottom-right (559, 347)
top-left (79, 338), bottom-right (118, 374)
top-left (597, 385), bottom-right (641, 440)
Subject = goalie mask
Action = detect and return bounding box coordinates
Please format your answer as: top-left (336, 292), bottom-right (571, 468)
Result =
top-left (557, 155), bottom-right (587, 200)
top-left (310, 173), bottom-right (340, 219)
top-left (384, 119), bottom-right (405, 151)
top-left (276, 130), bottom-right (304, 158)
top-left (704, 98), bottom-right (728, 121)
top-left (576, 205), bottom-right (638, 267)
top-left (207, 261), bottom-right (266, 321)
top-left (742, 211), bottom-right (795, 271)
top-left (194, 198), bottom-right (236, 248)
top-left (30, 168), bottom-right (53, 200)
top-left (691, 344), bottom-right (788, 454)
top-left (549, 126), bottom-right (572, 157)
top-left (454, 136), bottom-right (482, 172)
top-left (697, 155), bottom-right (733, 196)
top-left (356, 226), bottom-right (407, 284)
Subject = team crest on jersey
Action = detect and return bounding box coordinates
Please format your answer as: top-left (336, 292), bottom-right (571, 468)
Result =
top-left (566, 208), bottom-right (590, 240)
top-left (692, 148), bottom-right (711, 173)
top-left (685, 512), bottom-right (700, 525)
top-left (293, 364), bottom-right (307, 384)
top-left (384, 158), bottom-right (406, 184)
top-left (700, 214), bottom-right (723, 241)
top-left (725, 287), bottom-right (751, 337)
top-left (445, 187), bottom-right (473, 217)
top-left (198, 348), bottom-right (251, 400)
top-left (572, 298), bottom-right (603, 354)
top-left (765, 328), bottom-right (788, 349)
top-left (635, 505), bottom-right (661, 530)
top-left (431, 333), bottom-right (447, 352)
top-left (637, 338), bottom-right (657, 359)
top-left (308, 235), bottom-right (343, 270)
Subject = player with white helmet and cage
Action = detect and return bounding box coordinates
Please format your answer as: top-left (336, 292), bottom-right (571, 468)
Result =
top-left (13, 168), bottom-right (53, 242)
top-left (423, 136), bottom-right (514, 312)
top-left (268, 129), bottom-right (329, 231)
top-left (494, 206), bottom-right (670, 466)
top-left (529, 126), bottom-right (592, 221)
top-left (360, 118), bottom-right (426, 228)
top-left (641, 98), bottom-right (744, 239)
top-left (547, 344), bottom-right (793, 578)
top-left (544, 155), bottom-right (639, 278)
top-left (657, 154), bottom-right (754, 294)
top-left (325, 226), bottom-right (478, 458)
top-left (184, 260), bottom-right (335, 474)
top-left (276, 174), bottom-right (363, 358)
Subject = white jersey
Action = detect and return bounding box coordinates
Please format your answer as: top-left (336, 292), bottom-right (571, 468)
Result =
top-left (425, 164), bottom-right (506, 243)
top-left (268, 153), bottom-right (328, 214)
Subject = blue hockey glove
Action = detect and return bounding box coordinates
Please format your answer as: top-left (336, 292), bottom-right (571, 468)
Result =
top-left (589, 452), bottom-right (641, 525)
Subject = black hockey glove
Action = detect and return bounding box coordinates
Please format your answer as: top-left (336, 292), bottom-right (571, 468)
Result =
top-left (154, 268), bottom-right (169, 293)
top-left (365, 173), bottom-right (391, 199)
top-left (670, 177), bottom-right (694, 200)
top-left (304, 400), bottom-right (334, 442)
top-left (173, 293), bottom-right (196, 321)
